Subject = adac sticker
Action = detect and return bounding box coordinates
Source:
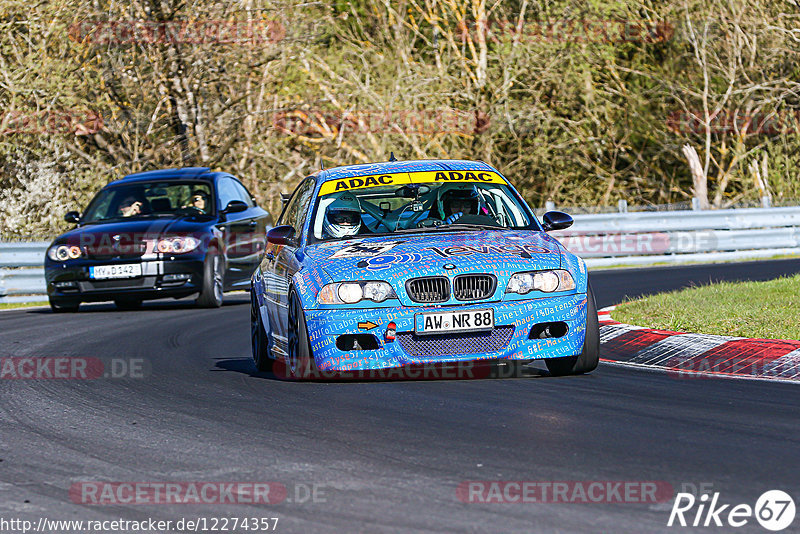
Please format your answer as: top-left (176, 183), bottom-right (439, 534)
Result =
top-left (319, 173), bottom-right (409, 196)
top-left (318, 170), bottom-right (506, 196)
top-left (423, 170), bottom-right (506, 184)
top-left (329, 241), bottom-right (403, 259)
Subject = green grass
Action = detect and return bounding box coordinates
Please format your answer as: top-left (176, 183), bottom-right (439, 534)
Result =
top-left (0, 301), bottom-right (47, 310)
top-left (612, 274), bottom-right (800, 340)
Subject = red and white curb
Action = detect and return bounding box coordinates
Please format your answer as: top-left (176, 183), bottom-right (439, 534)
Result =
top-left (598, 306), bottom-right (800, 382)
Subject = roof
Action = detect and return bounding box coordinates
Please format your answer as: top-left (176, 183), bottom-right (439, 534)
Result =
top-left (110, 167), bottom-right (214, 185)
top-left (319, 159), bottom-right (497, 183)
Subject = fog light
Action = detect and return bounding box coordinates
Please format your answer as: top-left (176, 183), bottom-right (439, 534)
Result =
top-left (163, 273), bottom-right (191, 282)
top-left (54, 281), bottom-right (77, 289)
top-left (385, 321), bottom-right (396, 342)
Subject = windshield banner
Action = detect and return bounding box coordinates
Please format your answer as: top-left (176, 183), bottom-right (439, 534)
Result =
top-left (318, 170), bottom-right (507, 196)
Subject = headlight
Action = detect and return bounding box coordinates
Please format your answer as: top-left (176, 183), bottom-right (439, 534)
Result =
top-left (157, 236), bottom-right (201, 254)
top-left (47, 245), bottom-right (82, 261)
top-left (317, 281), bottom-right (397, 305)
top-left (505, 270), bottom-right (576, 295)
top-left (338, 282), bottom-right (363, 304)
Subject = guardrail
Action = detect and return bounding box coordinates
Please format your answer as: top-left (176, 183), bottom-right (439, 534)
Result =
top-left (0, 242), bottom-right (48, 303)
top-left (552, 205), bottom-right (800, 267)
top-left (2, 205), bottom-right (799, 302)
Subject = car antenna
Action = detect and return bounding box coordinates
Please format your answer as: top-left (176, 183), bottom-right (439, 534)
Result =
top-left (389, 152), bottom-right (397, 162)
top-left (320, 159), bottom-right (324, 170)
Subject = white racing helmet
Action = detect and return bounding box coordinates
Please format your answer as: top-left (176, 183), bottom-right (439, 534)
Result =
top-left (323, 193), bottom-right (362, 238)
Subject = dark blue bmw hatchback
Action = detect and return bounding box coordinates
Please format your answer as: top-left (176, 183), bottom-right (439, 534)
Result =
top-left (45, 167), bottom-right (271, 311)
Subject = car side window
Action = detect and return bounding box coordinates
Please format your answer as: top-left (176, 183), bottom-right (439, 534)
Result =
top-left (293, 180), bottom-right (317, 232)
top-left (279, 178), bottom-right (315, 232)
top-left (217, 178), bottom-right (240, 210)
top-left (232, 180), bottom-right (255, 207)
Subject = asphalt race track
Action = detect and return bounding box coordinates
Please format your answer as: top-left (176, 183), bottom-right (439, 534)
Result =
top-left (2, 259), bottom-right (800, 533)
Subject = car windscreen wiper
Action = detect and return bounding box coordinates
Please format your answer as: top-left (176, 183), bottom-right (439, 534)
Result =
top-left (365, 227), bottom-right (445, 236)
top-left (359, 225), bottom-right (498, 238)
top-left (433, 223), bottom-right (499, 231)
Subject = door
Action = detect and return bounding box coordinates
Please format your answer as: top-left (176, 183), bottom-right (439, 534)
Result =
top-left (216, 176), bottom-right (264, 289)
top-left (230, 178), bottom-right (270, 285)
top-left (265, 177), bottom-right (316, 357)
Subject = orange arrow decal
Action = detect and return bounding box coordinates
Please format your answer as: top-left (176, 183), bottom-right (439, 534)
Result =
top-left (358, 321), bottom-right (378, 330)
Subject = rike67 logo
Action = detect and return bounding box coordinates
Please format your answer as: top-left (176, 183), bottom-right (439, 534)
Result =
top-left (668, 490), bottom-right (795, 531)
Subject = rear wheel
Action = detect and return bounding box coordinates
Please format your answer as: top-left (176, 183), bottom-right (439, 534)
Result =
top-left (197, 248), bottom-right (224, 308)
top-left (251, 290), bottom-right (273, 372)
top-left (287, 288), bottom-right (316, 380)
top-left (114, 297), bottom-right (142, 310)
top-left (49, 298), bottom-right (80, 313)
top-left (545, 282), bottom-right (600, 376)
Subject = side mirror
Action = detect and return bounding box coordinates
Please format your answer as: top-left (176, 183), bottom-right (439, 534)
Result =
top-left (222, 200), bottom-right (248, 214)
top-left (542, 211), bottom-right (573, 232)
top-left (267, 225), bottom-right (297, 246)
top-left (280, 193), bottom-right (291, 208)
top-left (64, 211), bottom-right (81, 224)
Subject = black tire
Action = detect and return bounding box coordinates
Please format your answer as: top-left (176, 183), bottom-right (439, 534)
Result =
top-left (545, 282), bottom-right (600, 376)
top-left (196, 247), bottom-right (224, 308)
top-left (251, 289), bottom-right (273, 373)
top-left (49, 298), bottom-right (80, 313)
top-left (287, 288), bottom-right (316, 380)
top-left (114, 297), bottom-right (142, 310)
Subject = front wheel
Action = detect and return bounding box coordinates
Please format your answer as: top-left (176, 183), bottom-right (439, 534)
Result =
top-left (286, 288), bottom-right (316, 380)
top-left (196, 248), bottom-right (224, 308)
top-left (545, 283), bottom-right (600, 376)
top-left (251, 290), bottom-right (273, 373)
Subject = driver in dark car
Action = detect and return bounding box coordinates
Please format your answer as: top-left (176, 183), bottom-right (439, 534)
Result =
top-left (184, 190), bottom-right (209, 214)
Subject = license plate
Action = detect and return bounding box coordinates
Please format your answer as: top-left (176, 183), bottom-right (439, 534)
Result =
top-left (89, 264), bottom-right (142, 280)
top-left (415, 309), bottom-right (494, 335)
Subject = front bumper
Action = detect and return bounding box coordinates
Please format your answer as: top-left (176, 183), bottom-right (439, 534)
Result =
top-left (45, 257), bottom-right (205, 303)
top-left (305, 293), bottom-right (588, 371)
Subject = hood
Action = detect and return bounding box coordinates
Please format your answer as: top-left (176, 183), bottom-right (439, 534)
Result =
top-left (53, 216), bottom-right (212, 251)
top-left (306, 230), bottom-right (563, 283)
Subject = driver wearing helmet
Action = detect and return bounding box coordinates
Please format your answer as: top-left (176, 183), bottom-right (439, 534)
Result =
top-left (322, 193), bottom-right (363, 238)
top-left (440, 186), bottom-right (481, 223)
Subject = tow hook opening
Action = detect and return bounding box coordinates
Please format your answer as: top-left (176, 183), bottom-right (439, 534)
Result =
top-left (336, 334), bottom-right (380, 351)
top-left (529, 322), bottom-right (569, 339)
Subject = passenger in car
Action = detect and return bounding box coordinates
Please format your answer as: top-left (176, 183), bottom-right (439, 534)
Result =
top-left (118, 195), bottom-right (144, 217)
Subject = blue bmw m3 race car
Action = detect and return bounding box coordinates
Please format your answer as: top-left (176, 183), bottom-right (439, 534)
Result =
top-left (251, 159), bottom-right (599, 379)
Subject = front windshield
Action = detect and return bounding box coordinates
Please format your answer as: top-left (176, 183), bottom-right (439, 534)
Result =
top-left (310, 170), bottom-right (534, 241)
top-left (81, 181), bottom-right (214, 223)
